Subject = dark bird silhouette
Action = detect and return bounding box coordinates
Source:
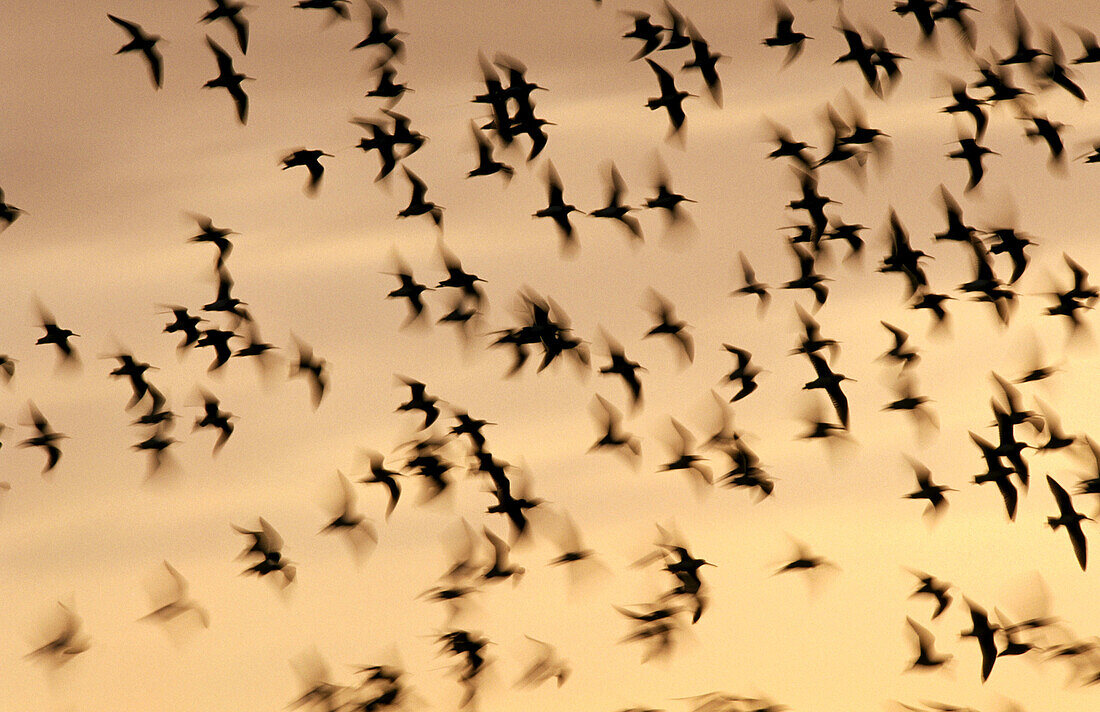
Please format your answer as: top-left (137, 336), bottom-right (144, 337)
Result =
top-left (959, 598), bottom-right (1000, 681)
top-left (732, 252), bottom-right (770, 310)
top-left (908, 569), bottom-right (952, 619)
top-left (193, 388), bottom-right (234, 454)
top-left (290, 336), bottom-right (328, 409)
top-left (599, 332), bottom-right (645, 409)
top-left (903, 457), bottom-right (954, 519)
top-left (764, 1), bottom-right (811, 67)
top-left (791, 304), bottom-right (839, 359)
top-left (1070, 25), bottom-right (1100, 64)
top-left (879, 210), bottom-right (930, 296)
top-left (879, 322), bottom-right (919, 369)
top-left (386, 258), bottom-right (432, 325)
top-left (971, 432), bottom-right (1018, 521)
top-left (35, 302), bottom-right (80, 370)
top-left (294, 0), bottom-right (350, 20)
top-left (397, 167), bottom-right (443, 229)
top-left (834, 19), bottom-right (880, 93)
top-left (1047, 475), bottom-right (1090, 571)
top-left (396, 376), bottom-right (440, 430)
top-left (787, 170), bottom-right (836, 241)
top-left (941, 78), bottom-right (988, 138)
top-left (643, 290), bottom-right (694, 363)
top-left (200, 0), bottom-right (250, 54)
top-left (481, 527), bottom-right (524, 584)
top-left (588, 394), bottom-right (641, 462)
top-left (1020, 112), bottom-right (1066, 165)
top-left (281, 149), bottom-right (333, 196)
top-left (467, 121), bottom-right (513, 181)
top-left (907, 617), bottom-right (952, 671)
top-left (774, 539), bottom-right (837, 576)
top-left (357, 449), bottom-right (403, 519)
top-left (932, 0), bottom-right (977, 47)
top-left (436, 243), bottom-right (486, 309)
top-left (947, 137), bottom-right (997, 192)
top-left (320, 471), bottom-right (377, 562)
top-left (353, 0), bottom-right (404, 60)
top-left (658, 418), bottom-right (711, 489)
top-left (0, 188), bottom-right (23, 231)
top-left (644, 164), bottom-right (695, 230)
top-left (533, 162), bottom-right (582, 254)
top-left (893, 0), bottom-right (937, 41)
top-left (722, 344), bottom-right (761, 402)
top-left (19, 402), bottom-right (66, 474)
top-left (589, 163), bottom-right (642, 242)
top-left (365, 61), bottom-right (411, 102)
top-left (933, 185), bottom-right (977, 243)
top-left (162, 305), bottom-right (205, 350)
top-left (234, 517), bottom-right (296, 586)
top-left (682, 29), bottom-right (724, 106)
top-left (657, 0), bottom-right (690, 52)
top-left (1000, 4), bottom-right (1046, 68)
top-left (803, 353), bottom-right (851, 429)
top-left (203, 36), bottom-right (252, 124)
top-left (644, 59), bottom-right (693, 136)
top-left (203, 265), bottom-right (251, 326)
top-left (782, 244), bottom-right (830, 307)
top-left (108, 351), bottom-right (155, 409)
top-left (764, 120), bottom-right (815, 170)
top-left (187, 213), bottom-right (236, 267)
top-left (622, 11), bottom-right (666, 61)
top-left (108, 15), bottom-right (163, 89)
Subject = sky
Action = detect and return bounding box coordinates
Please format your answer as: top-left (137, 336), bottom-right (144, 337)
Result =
top-left (5, 0), bottom-right (1100, 710)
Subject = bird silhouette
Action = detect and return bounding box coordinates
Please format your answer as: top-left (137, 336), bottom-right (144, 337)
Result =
top-left (139, 561), bottom-right (210, 628)
top-left (906, 617), bottom-right (952, 671)
top-left (642, 290), bottom-right (694, 363)
top-left (1046, 475), bottom-right (1090, 571)
top-left (589, 163), bottom-right (642, 242)
top-left (290, 336), bottom-right (328, 409)
top-left (397, 166), bottom-right (443, 229)
top-left (26, 601), bottom-right (90, 665)
top-left (959, 598), bottom-right (1000, 681)
top-left (644, 59), bottom-right (692, 136)
top-left (0, 188), bottom-right (23, 231)
top-left (907, 569), bottom-right (952, 619)
top-left (903, 457), bottom-right (954, 520)
top-left (533, 162), bottom-right (582, 254)
top-left (200, 0), bottom-right (250, 54)
top-left (203, 36), bottom-right (252, 124)
top-left (803, 352), bottom-right (851, 429)
top-left (108, 15), bottom-right (163, 89)
top-left (764, 1), bottom-right (811, 67)
top-left (19, 402), bottom-right (67, 475)
top-left (281, 149), bottom-right (333, 196)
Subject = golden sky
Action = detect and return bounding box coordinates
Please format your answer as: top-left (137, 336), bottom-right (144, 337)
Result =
top-left (4, 0), bottom-right (1100, 710)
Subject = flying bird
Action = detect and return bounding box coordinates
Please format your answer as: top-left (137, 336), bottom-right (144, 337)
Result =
top-left (108, 15), bottom-right (163, 89)
top-left (203, 36), bottom-right (252, 124)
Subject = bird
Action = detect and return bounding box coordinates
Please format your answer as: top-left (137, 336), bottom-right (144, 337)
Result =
top-left (644, 59), bottom-right (693, 136)
top-left (356, 449), bottom-right (403, 519)
top-left (319, 471), bottom-right (377, 562)
top-left (514, 635), bottom-right (569, 688)
top-left (280, 149), bottom-right (333, 196)
top-left (903, 457), bottom-right (954, 519)
top-left (959, 599), bottom-right (1000, 681)
top-left (290, 336), bottom-right (328, 409)
top-left (397, 167), bottom-right (443, 228)
top-left (906, 617), bottom-right (952, 671)
top-left (803, 353), bottom-right (851, 429)
top-left (235, 517), bottom-right (296, 586)
top-left (732, 252), bottom-right (770, 310)
top-left (467, 121), bottom-right (513, 181)
top-left (294, 0), bottom-right (350, 20)
top-left (947, 137), bottom-right (997, 192)
top-left (139, 561), bottom-right (210, 628)
top-left (764, 0), bottom-right (811, 67)
top-left (108, 15), bottom-right (163, 89)
top-left (18, 402), bottom-right (67, 474)
top-left (533, 162), bottom-right (582, 254)
top-left (598, 332), bottom-right (645, 409)
top-left (395, 376), bottom-right (441, 430)
top-left (200, 0), bottom-right (250, 54)
top-left (682, 29), bottom-right (724, 106)
top-left (203, 36), bottom-right (252, 124)
top-left (192, 388), bottom-right (235, 454)
top-left (907, 569), bottom-right (952, 619)
top-left (34, 302), bottom-right (80, 370)
top-left (589, 163), bottom-right (642, 242)
top-left (25, 602), bottom-right (90, 665)
top-left (1047, 475), bottom-right (1090, 571)
top-left (642, 290), bottom-right (694, 363)
top-left (0, 187), bottom-right (23, 231)
top-left (721, 344), bottom-right (762, 402)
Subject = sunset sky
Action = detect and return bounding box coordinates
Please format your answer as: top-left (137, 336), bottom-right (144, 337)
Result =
top-left (5, 0), bottom-right (1100, 710)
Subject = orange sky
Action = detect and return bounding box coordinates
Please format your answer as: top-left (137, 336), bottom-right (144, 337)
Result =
top-left (4, 1), bottom-right (1100, 710)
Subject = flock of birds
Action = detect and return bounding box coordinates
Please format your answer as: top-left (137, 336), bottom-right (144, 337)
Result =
top-left (10, 0), bottom-right (1100, 710)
